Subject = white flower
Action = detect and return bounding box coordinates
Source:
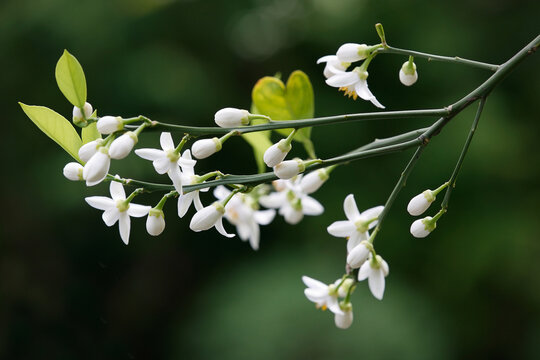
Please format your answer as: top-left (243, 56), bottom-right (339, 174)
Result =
top-left (263, 139), bottom-right (292, 167)
top-left (78, 139), bottom-right (102, 163)
top-left (410, 217), bottom-right (435, 238)
top-left (214, 186), bottom-right (275, 250)
top-left (135, 132), bottom-right (196, 194)
top-left (346, 241), bottom-right (371, 269)
top-left (82, 147), bottom-right (111, 186)
top-left (273, 159), bottom-right (305, 179)
top-left (334, 303), bottom-right (353, 329)
top-left (299, 169), bottom-right (329, 194)
top-left (72, 102), bottom-right (93, 125)
top-left (302, 276), bottom-right (343, 315)
top-left (177, 150), bottom-right (206, 218)
top-left (326, 67), bottom-right (385, 109)
top-left (259, 176), bottom-right (323, 225)
top-left (96, 116), bottom-right (124, 134)
top-left (399, 61), bottom-right (418, 86)
top-left (109, 132), bottom-right (137, 160)
top-left (189, 202), bottom-right (235, 238)
top-left (191, 138), bottom-right (222, 159)
top-left (317, 55), bottom-right (350, 79)
top-left (327, 194), bottom-right (383, 252)
top-left (407, 190), bottom-right (435, 216)
top-left (146, 208), bottom-right (165, 236)
top-left (85, 179), bottom-right (151, 244)
top-left (214, 108), bottom-right (250, 127)
top-left (336, 43), bottom-right (371, 63)
top-left (63, 162), bottom-right (84, 181)
top-left (358, 254), bottom-right (389, 300)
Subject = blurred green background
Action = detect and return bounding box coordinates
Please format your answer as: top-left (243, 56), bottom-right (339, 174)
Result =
top-left (1, 0), bottom-right (539, 359)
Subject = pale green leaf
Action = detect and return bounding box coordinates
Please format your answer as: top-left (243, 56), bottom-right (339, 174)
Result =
top-left (81, 122), bottom-right (101, 144)
top-left (242, 131), bottom-right (273, 173)
top-left (55, 50), bottom-right (87, 109)
top-left (20, 103), bottom-right (82, 162)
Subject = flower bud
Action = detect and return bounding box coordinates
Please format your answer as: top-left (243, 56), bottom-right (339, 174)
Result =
top-left (72, 102), bottom-right (93, 126)
top-left (346, 242), bottom-right (371, 269)
top-left (97, 116), bottom-right (124, 134)
top-left (109, 132), bottom-right (138, 160)
top-left (214, 108), bottom-right (250, 128)
top-left (263, 139), bottom-right (292, 167)
top-left (146, 208), bottom-right (165, 236)
top-left (399, 61), bottom-right (418, 86)
top-left (78, 139), bottom-right (102, 163)
top-left (407, 190), bottom-right (435, 216)
top-left (410, 217), bottom-right (436, 238)
top-left (336, 43), bottom-right (370, 62)
top-left (82, 148), bottom-right (111, 186)
top-left (63, 162), bottom-right (84, 181)
top-left (273, 159), bottom-right (305, 180)
top-left (334, 303), bottom-right (353, 329)
top-left (191, 138), bottom-right (222, 159)
top-left (300, 169), bottom-right (329, 194)
top-left (190, 202), bottom-right (225, 231)
top-left (337, 278), bottom-right (355, 298)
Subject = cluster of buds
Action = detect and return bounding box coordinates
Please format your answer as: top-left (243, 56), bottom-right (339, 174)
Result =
top-left (407, 182), bottom-right (448, 238)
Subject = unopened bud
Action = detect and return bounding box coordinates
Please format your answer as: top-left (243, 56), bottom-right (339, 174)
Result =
top-left (63, 162), bottom-right (84, 181)
top-left (214, 108), bottom-right (250, 128)
top-left (273, 159), bottom-right (305, 180)
top-left (191, 138), bottom-right (222, 159)
top-left (336, 43), bottom-right (371, 63)
top-left (109, 132), bottom-right (138, 160)
top-left (97, 116), bottom-right (124, 134)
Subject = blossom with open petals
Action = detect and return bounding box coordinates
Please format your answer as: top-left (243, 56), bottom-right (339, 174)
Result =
top-left (327, 194), bottom-right (383, 252)
top-left (177, 150), bottom-right (206, 218)
top-left (326, 67), bottom-right (384, 108)
top-left (358, 254), bottom-right (389, 300)
top-left (302, 276), bottom-right (343, 315)
top-left (317, 55), bottom-right (350, 79)
top-left (135, 132), bottom-right (195, 193)
top-left (85, 179), bottom-right (150, 244)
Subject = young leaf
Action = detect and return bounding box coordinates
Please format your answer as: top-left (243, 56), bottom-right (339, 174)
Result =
top-left (55, 50), bottom-right (87, 109)
top-left (81, 122), bottom-right (101, 145)
top-left (19, 103), bottom-right (82, 162)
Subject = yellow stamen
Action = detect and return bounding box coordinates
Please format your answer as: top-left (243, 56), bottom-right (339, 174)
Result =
top-left (339, 87), bottom-right (358, 100)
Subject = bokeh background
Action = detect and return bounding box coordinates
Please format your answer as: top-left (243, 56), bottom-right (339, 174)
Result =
top-left (1, 0), bottom-right (539, 359)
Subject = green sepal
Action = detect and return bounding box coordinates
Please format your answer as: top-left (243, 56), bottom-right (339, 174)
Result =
top-left (55, 50), bottom-right (87, 109)
top-left (19, 103), bottom-right (83, 162)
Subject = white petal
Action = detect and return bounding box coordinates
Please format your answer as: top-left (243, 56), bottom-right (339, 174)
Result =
top-left (160, 132), bottom-right (175, 150)
top-left (213, 185), bottom-right (231, 201)
top-left (343, 194), bottom-right (361, 221)
top-left (346, 243), bottom-right (370, 268)
top-left (369, 96), bottom-right (385, 109)
top-left (215, 217), bottom-right (235, 238)
top-left (327, 297), bottom-right (344, 315)
top-left (283, 206), bottom-right (303, 224)
top-left (362, 205), bottom-right (384, 229)
top-left (301, 196), bottom-right (324, 215)
top-left (368, 268), bottom-right (386, 300)
top-left (236, 222), bottom-right (251, 240)
top-left (135, 148), bottom-right (164, 161)
top-left (354, 79), bottom-right (373, 101)
top-left (326, 71), bottom-right (359, 88)
top-left (118, 212), bottom-right (131, 245)
top-left (304, 288), bottom-right (328, 304)
top-left (109, 181), bottom-right (126, 200)
top-left (357, 260), bottom-right (371, 281)
top-left (259, 192), bottom-right (286, 208)
top-left (153, 157), bottom-right (171, 174)
top-left (177, 193), bottom-right (195, 218)
top-left (253, 209), bottom-right (275, 225)
top-left (346, 231), bottom-right (367, 252)
top-left (380, 258), bottom-right (390, 276)
top-left (407, 193), bottom-right (431, 216)
top-left (334, 310), bottom-right (353, 329)
top-left (316, 55), bottom-right (335, 64)
top-left (127, 203), bottom-right (151, 217)
top-left (248, 221), bottom-right (260, 250)
top-left (102, 208), bottom-right (120, 226)
top-left (410, 219), bottom-right (431, 238)
top-left (85, 196), bottom-right (114, 211)
top-left (193, 193), bottom-right (204, 211)
top-left (302, 276), bottom-right (327, 290)
top-left (327, 220), bottom-right (355, 238)
top-left (167, 165), bottom-right (183, 193)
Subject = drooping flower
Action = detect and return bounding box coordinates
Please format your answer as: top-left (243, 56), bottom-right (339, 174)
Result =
top-left (135, 132), bottom-right (196, 193)
top-left (214, 186), bottom-right (275, 250)
top-left (189, 202), bottom-right (235, 238)
top-left (146, 208), bottom-right (165, 236)
top-left (302, 276), bottom-right (343, 315)
top-left (326, 67), bottom-right (385, 109)
top-left (334, 302), bottom-right (353, 329)
top-left (399, 59), bottom-right (418, 86)
top-left (327, 194), bottom-right (383, 252)
top-left (177, 150), bottom-right (206, 218)
top-left (358, 254), bottom-right (389, 300)
top-left (317, 55), bottom-right (350, 79)
top-left (85, 179), bottom-right (151, 244)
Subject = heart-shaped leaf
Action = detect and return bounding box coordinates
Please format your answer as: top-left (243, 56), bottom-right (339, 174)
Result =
top-left (20, 103), bottom-right (82, 162)
top-left (55, 50), bottom-right (87, 109)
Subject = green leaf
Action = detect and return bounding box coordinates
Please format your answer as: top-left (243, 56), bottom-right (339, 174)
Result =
top-left (243, 130), bottom-right (273, 173)
top-left (81, 122), bottom-right (101, 145)
top-left (55, 50), bottom-right (87, 109)
top-left (19, 103), bottom-right (82, 162)
top-left (251, 70), bottom-right (316, 157)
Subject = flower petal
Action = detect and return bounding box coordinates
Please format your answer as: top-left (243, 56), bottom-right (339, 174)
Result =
top-left (160, 132), bottom-right (174, 151)
top-left (167, 165), bottom-right (183, 193)
top-left (357, 260), bottom-right (371, 281)
top-left (327, 220), bottom-right (355, 238)
top-left (254, 209), bottom-right (275, 225)
top-left (236, 222), bottom-right (251, 240)
top-left (85, 196), bottom-right (114, 211)
top-left (135, 148), bottom-right (164, 161)
top-left (302, 276), bottom-right (327, 290)
top-left (327, 297), bottom-right (344, 315)
top-left (177, 193), bottom-right (194, 218)
top-left (368, 268), bottom-right (386, 300)
top-left (153, 157), bottom-right (171, 174)
top-left (343, 194), bottom-right (360, 221)
top-left (109, 180), bottom-right (126, 200)
top-left (213, 185), bottom-right (231, 201)
top-left (317, 55), bottom-right (335, 64)
top-left (127, 203), bottom-right (151, 217)
top-left (102, 208), bottom-right (120, 226)
top-left (347, 231), bottom-right (367, 253)
top-left (259, 192), bottom-right (286, 208)
top-left (118, 212), bottom-right (131, 245)
top-left (248, 221), bottom-right (260, 251)
top-left (215, 217), bottom-right (235, 238)
top-left (361, 205), bottom-right (384, 228)
top-left (301, 196), bottom-right (324, 215)
top-left (193, 193), bottom-right (204, 211)
top-left (326, 71), bottom-right (359, 88)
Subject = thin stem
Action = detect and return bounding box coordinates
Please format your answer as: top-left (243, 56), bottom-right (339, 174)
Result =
top-left (441, 97), bottom-right (487, 210)
top-left (378, 46), bottom-right (500, 71)
top-left (125, 188), bottom-right (144, 203)
top-left (174, 134), bottom-right (191, 154)
top-left (155, 190), bottom-right (177, 210)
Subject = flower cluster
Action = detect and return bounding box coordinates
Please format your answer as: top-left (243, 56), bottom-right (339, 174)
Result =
top-left (407, 182), bottom-right (448, 238)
